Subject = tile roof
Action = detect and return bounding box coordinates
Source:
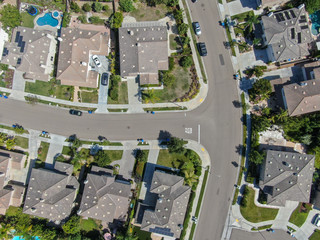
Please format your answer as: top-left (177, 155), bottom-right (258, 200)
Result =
top-left (140, 171), bottom-right (191, 238)
top-left (259, 150), bottom-right (314, 206)
top-left (78, 166), bottom-right (131, 223)
top-left (119, 21), bottom-right (168, 84)
top-left (261, 6), bottom-right (312, 62)
top-left (1, 27), bottom-right (56, 81)
top-left (57, 27), bottom-right (109, 88)
top-left (23, 162), bottom-right (79, 224)
top-left (282, 79), bottom-right (320, 116)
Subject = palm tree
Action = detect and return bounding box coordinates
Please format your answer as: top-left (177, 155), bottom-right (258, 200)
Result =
top-left (244, 15), bottom-right (259, 33)
top-left (252, 38), bottom-right (261, 47)
top-left (183, 170), bottom-right (198, 187)
top-left (142, 89), bottom-right (159, 104)
top-left (276, 109), bottom-right (288, 123)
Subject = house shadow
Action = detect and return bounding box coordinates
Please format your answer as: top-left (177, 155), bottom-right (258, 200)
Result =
top-left (239, 0), bottom-right (258, 10)
top-left (253, 48), bottom-right (269, 63)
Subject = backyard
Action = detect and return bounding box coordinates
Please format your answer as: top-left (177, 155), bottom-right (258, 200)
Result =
top-left (132, 226), bottom-right (151, 240)
top-left (107, 81), bottom-right (128, 104)
top-left (21, 11), bottom-right (36, 28)
top-left (23, 0), bottom-right (66, 11)
top-left (169, 34), bottom-right (180, 51)
top-left (128, 2), bottom-right (168, 22)
top-left (240, 187), bottom-right (279, 223)
top-left (25, 80), bottom-right (74, 101)
top-left (79, 217), bottom-right (101, 232)
top-left (289, 203), bottom-right (312, 227)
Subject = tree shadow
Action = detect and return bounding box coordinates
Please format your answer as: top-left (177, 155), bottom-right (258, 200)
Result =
top-left (157, 130), bottom-right (172, 141)
top-left (235, 144), bottom-right (243, 155)
top-left (232, 100), bottom-right (241, 108)
top-left (231, 161), bottom-right (239, 167)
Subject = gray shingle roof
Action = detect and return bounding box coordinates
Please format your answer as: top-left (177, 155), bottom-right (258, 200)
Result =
top-left (259, 150), bottom-right (314, 206)
top-left (261, 6), bottom-right (312, 62)
top-left (119, 21), bottom-right (168, 84)
top-left (78, 166), bottom-right (131, 223)
top-left (23, 162), bottom-right (79, 224)
top-left (140, 171), bottom-right (191, 239)
top-left (1, 27), bottom-right (56, 81)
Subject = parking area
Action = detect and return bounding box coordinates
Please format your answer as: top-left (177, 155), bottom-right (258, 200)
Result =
top-left (90, 55), bottom-right (109, 74)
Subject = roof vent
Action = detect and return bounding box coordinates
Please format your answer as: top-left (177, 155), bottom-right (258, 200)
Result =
top-left (31, 207), bottom-right (36, 212)
top-left (314, 106), bottom-right (317, 109)
top-left (157, 209), bottom-right (161, 212)
top-left (84, 180), bottom-right (88, 184)
top-left (268, 12), bottom-right (274, 17)
top-left (302, 91), bottom-right (306, 94)
top-left (147, 220), bottom-right (150, 224)
top-left (313, 81), bottom-right (316, 85)
top-left (289, 181), bottom-right (293, 184)
top-left (165, 207), bottom-right (168, 211)
top-left (280, 169), bottom-right (284, 172)
top-left (158, 197), bottom-right (163, 203)
top-left (296, 167), bottom-right (300, 170)
top-left (163, 216), bottom-right (166, 219)
top-left (40, 198), bottom-right (45, 202)
top-left (130, 31), bottom-right (134, 36)
top-left (276, 188), bottom-right (280, 191)
top-left (298, 4), bottom-right (305, 9)
top-left (269, 161), bottom-right (272, 164)
top-left (77, 209), bottom-right (82, 214)
top-left (267, 174), bottom-right (271, 177)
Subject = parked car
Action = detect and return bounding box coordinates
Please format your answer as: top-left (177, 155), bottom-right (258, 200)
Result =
top-left (191, 0), bottom-right (197, 2)
top-left (198, 42), bottom-right (207, 56)
top-left (193, 22), bottom-right (201, 35)
top-left (314, 214), bottom-right (320, 227)
top-left (92, 55), bottom-right (101, 67)
top-left (69, 109), bottom-right (82, 116)
top-left (101, 73), bottom-right (109, 86)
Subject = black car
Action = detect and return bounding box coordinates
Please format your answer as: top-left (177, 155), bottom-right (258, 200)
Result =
top-left (198, 42), bottom-right (207, 56)
top-left (101, 73), bottom-right (109, 86)
top-left (69, 109), bottom-right (82, 116)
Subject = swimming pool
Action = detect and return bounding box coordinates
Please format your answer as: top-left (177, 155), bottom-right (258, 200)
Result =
top-left (52, 11), bottom-right (59, 18)
top-left (36, 13), bottom-right (59, 27)
top-left (310, 10), bottom-right (320, 35)
top-left (12, 237), bottom-right (40, 240)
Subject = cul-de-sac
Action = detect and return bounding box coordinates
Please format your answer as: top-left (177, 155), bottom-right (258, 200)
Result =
top-left (0, 0), bottom-right (320, 240)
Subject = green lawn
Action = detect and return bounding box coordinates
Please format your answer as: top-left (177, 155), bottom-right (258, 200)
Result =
top-left (129, 3), bottom-right (168, 21)
top-left (80, 90), bottom-right (98, 103)
top-left (102, 150), bottom-right (123, 161)
top-left (15, 136), bottom-right (29, 149)
top-left (135, 150), bottom-right (149, 178)
top-left (231, 10), bottom-right (254, 22)
top-left (38, 142), bottom-right (50, 162)
top-left (240, 187), bottom-right (278, 223)
top-left (21, 12), bottom-right (36, 28)
top-left (251, 224), bottom-right (272, 231)
top-left (289, 203), bottom-right (312, 227)
top-left (132, 226), bottom-right (151, 240)
top-left (62, 146), bottom-right (72, 156)
top-left (169, 34), bottom-right (179, 50)
top-left (107, 81), bottom-right (128, 104)
top-left (310, 229), bottom-right (320, 240)
top-left (5, 206), bottom-right (20, 216)
top-left (25, 80), bottom-right (74, 101)
top-left (157, 149), bottom-right (189, 168)
top-left (80, 218), bottom-right (100, 232)
top-left (147, 63), bottom-right (191, 103)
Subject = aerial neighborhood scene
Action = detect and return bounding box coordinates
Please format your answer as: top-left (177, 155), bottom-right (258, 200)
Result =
top-left (1, 0), bottom-right (320, 239)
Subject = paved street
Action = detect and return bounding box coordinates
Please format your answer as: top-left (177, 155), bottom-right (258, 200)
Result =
top-left (0, 1), bottom-right (242, 240)
top-left (230, 229), bottom-right (295, 240)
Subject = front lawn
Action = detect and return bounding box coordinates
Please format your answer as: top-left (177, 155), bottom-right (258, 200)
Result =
top-left (129, 3), bottom-right (168, 21)
top-left (21, 12), bottom-right (36, 28)
top-left (157, 149), bottom-right (189, 168)
top-left (80, 90), bottom-right (98, 103)
top-left (231, 10), bottom-right (254, 22)
top-left (240, 187), bottom-right (278, 223)
top-left (289, 203), bottom-right (312, 227)
top-left (15, 136), bottom-right (29, 149)
top-left (132, 226), bottom-right (151, 240)
top-left (310, 229), bottom-right (320, 240)
top-left (108, 81), bottom-right (128, 104)
top-left (101, 150), bottom-right (123, 161)
top-left (169, 34), bottom-right (179, 50)
top-left (37, 141), bottom-right (50, 162)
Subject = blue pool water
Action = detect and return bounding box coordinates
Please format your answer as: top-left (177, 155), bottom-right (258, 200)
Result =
top-left (53, 11), bottom-right (59, 17)
top-left (12, 237), bottom-right (40, 240)
top-left (310, 10), bottom-right (320, 35)
top-left (36, 13), bottom-right (59, 27)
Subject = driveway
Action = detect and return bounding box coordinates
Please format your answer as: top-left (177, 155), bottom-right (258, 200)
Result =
top-left (90, 55), bottom-right (109, 74)
top-left (98, 74), bottom-right (109, 105)
top-left (230, 229), bottom-right (296, 240)
top-left (238, 49), bottom-right (268, 71)
top-left (228, 0), bottom-right (258, 17)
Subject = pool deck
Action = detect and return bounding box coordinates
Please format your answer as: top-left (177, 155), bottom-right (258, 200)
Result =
top-left (34, 11), bottom-right (62, 34)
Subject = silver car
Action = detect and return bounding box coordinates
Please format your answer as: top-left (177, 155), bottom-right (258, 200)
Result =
top-left (92, 55), bottom-right (101, 67)
top-left (193, 22), bottom-right (201, 35)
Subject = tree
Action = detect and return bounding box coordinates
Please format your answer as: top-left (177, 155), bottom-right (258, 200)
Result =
top-left (305, 0), bottom-right (320, 14)
top-left (180, 55), bottom-right (193, 68)
top-left (167, 137), bottom-right (185, 154)
top-left (249, 149), bottom-right (265, 165)
top-left (103, 5), bottom-right (109, 11)
top-left (252, 38), bottom-right (261, 47)
top-left (77, 15), bottom-right (87, 24)
top-left (142, 89), bottom-right (159, 104)
top-left (92, 2), bottom-right (103, 12)
top-left (178, 23), bottom-right (189, 35)
top-left (180, 36), bottom-right (190, 47)
top-left (69, 135), bottom-right (82, 150)
top-left (173, 9), bottom-right (183, 25)
top-left (110, 12), bottom-right (123, 29)
top-left (0, 4), bottom-right (21, 31)
top-left (95, 150), bottom-right (111, 167)
top-left (0, 133), bottom-right (7, 146)
top-left (301, 134), bottom-right (312, 145)
top-left (82, 3), bottom-right (91, 12)
top-left (183, 169), bottom-right (198, 187)
top-left (62, 12), bottom-right (71, 27)
top-left (249, 78), bottom-right (271, 102)
top-left (119, 0), bottom-right (135, 12)
top-left (6, 138), bottom-right (15, 150)
top-left (14, 125), bottom-right (25, 134)
top-left (62, 215), bottom-right (80, 235)
top-left (275, 109), bottom-right (288, 123)
top-left (244, 14), bottom-right (259, 33)
top-left (70, 2), bottom-right (80, 13)
top-left (162, 72), bottom-right (175, 87)
top-left (185, 149), bottom-right (201, 166)
top-left (167, 0), bottom-right (178, 7)
top-left (136, 149), bottom-right (147, 163)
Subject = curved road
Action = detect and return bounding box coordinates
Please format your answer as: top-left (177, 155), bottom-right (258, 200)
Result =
top-left (0, 1), bottom-right (241, 239)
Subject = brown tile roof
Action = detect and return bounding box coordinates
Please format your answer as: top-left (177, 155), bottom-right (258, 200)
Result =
top-left (1, 27), bottom-right (56, 81)
top-left (78, 166), bottom-right (131, 223)
top-left (57, 27), bottom-right (109, 88)
top-left (283, 80), bottom-right (320, 116)
top-left (119, 22), bottom-right (168, 85)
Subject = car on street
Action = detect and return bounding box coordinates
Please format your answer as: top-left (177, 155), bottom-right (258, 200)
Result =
top-left (191, 0), bottom-right (197, 2)
top-left (198, 42), bottom-right (207, 56)
top-left (193, 22), bottom-right (201, 35)
top-left (92, 55), bottom-right (101, 67)
top-left (69, 109), bottom-right (82, 116)
top-left (314, 214), bottom-right (320, 227)
top-left (101, 73), bottom-right (109, 86)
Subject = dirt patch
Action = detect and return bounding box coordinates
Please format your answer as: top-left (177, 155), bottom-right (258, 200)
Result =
top-left (0, 69), bottom-right (14, 89)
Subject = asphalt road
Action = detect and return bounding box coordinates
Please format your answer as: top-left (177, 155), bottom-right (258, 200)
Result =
top-left (230, 229), bottom-right (296, 240)
top-left (0, 1), bottom-right (241, 240)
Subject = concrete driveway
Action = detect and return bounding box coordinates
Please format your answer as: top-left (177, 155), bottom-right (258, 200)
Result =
top-left (90, 55), bottom-right (109, 74)
top-left (228, 0), bottom-right (258, 17)
top-left (98, 73), bottom-right (109, 105)
top-left (238, 49), bottom-right (268, 70)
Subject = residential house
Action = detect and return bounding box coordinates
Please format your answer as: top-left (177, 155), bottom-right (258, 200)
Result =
top-left (56, 27), bottom-right (109, 88)
top-left (0, 150), bottom-right (26, 215)
top-left (259, 150), bottom-right (314, 206)
top-left (23, 162), bottom-right (79, 224)
top-left (136, 170), bottom-right (191, 239)
top-left (1, 27), bottom-right (57, 81)
top-left (261, 5), bottom-right (313, 63)
top-left (119, 21), bottom-right (168, 85)
top-left (256, 0), bottom-right (290, 8)
top-left (78, 166), bottom-right (131, 223)
top-left (0, 23), bottom-right (8, 61)
top-left (302, 61), bottom-right (320, 80)
top-left (312, 186), bottom-right (320, 210)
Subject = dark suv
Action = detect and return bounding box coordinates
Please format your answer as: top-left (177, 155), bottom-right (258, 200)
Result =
top-left (198, 42), bottom-right (207, 56)
top-left (101, 73), bottom-right (109, 86)
top-left (69, 109), bottom-right (82, 116)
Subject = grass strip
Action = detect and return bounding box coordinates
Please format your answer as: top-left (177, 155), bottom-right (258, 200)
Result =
top-left (38, 142), bottom-right (50, 162)
top-left (107, 108), bottom-right (128, 112)
top-left (182, 0), bottom-right (207, 83)
top-left (80, 140), bottom-right (123, 146)
top-left (225, 25), bottom-right (236, 57)
top-left (0, 124), bottom-right (29, 134)
top-left (144, 106), bottom-right (187, 111)
top-left (251, 224), bottom-right (272, 231)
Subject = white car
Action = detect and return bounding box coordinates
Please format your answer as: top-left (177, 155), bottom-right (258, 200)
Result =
top-left (92, 55), bottom-right (101, 67)
top-left (314, 214), bottom-right (320, 227)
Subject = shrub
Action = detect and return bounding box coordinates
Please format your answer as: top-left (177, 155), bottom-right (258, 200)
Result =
top-left (180, 55), bottom-right (193, 68)
top-left (77, 15), bottom-right (87, 24)
top-left (135, 149), bottom-right (147, 163)
top-left (70, 2), bottom-right (80, 13)
top-left (92, 2), bottom-right (103, 12)
top-left (162, 72), bottom-right (175, 87)
top-left (167, 137), bottom-right (185, 154)
top-left (89, 16), bottom-right (104, 25)
top-left (62, 12), bottom-right (71, 27)
top-left (168, 57), bottom-right (175, 71)
top-left (119, 0), bottom-right (135, 12)
top-left (110, 12), bottom-right (123, 29)
top-left (103, 5), bottom-right (109, 11)
top-left (82, 3), bottom-right (91, 12)
top-left (178, 23), bottom-right (189, 35)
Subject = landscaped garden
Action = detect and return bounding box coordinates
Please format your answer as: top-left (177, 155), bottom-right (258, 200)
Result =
top-left (0, 64), bottom-right (14, 89)
top-left (240, 185), bottom-right (279, 223)
top-left (107, 75), bottom-right (129, 104)
top-left (289, 203), bottom-right (312, 227)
